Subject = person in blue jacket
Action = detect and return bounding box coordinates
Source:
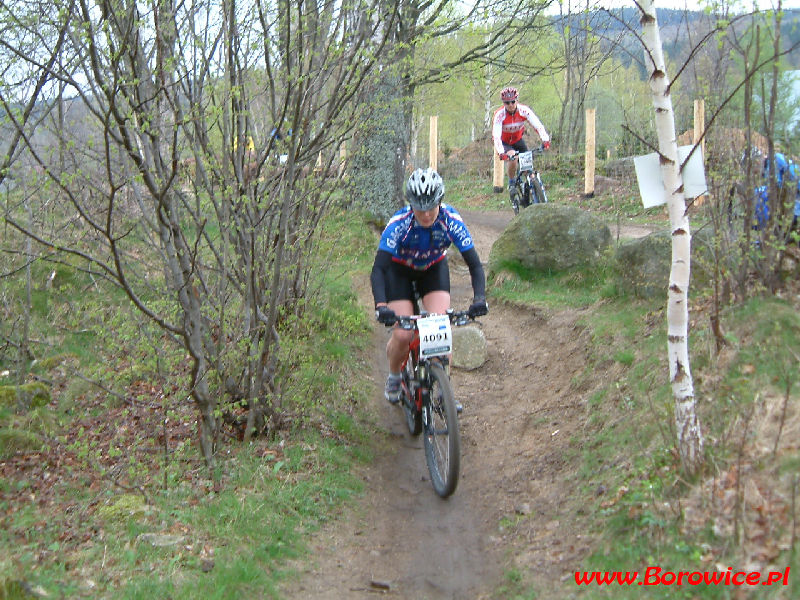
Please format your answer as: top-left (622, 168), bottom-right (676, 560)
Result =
top-left (370, 168), bottom-right (488, 404)
top-left (755, 152), bottom-right (799, 230)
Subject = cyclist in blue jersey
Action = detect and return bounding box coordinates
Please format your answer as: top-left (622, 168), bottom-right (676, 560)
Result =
top-left (371, 168), bottom-right (488, 404)
top-left (754, 151), bottom-right (799, 230)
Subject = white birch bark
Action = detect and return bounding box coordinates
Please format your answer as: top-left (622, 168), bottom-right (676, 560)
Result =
top-left (640, 0), bottom-right (704, 474)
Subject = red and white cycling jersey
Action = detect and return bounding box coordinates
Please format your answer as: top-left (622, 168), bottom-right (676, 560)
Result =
top-left (492, 103), bottom-right (550, 156)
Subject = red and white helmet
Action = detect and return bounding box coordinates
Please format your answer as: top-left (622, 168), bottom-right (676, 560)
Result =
top-left (500, 86), bottom-right (519, 102)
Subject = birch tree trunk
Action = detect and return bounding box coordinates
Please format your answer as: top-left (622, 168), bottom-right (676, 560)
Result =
top-left (640, 0), bottom-right (704, 474)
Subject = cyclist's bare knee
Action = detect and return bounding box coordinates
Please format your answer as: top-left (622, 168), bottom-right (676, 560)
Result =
top-left (422, 291), bottom-right (450, 314)
top-left (390, 327), bottom-right (414, 347)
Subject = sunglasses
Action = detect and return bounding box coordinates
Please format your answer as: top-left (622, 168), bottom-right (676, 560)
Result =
top-left (503, 100), bottom-right (516, 105)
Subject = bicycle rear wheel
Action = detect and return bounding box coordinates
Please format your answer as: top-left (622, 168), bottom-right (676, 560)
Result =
top-left (402, 353), bottom-right (422, 436)
top-left (423, 363), bottom-right (460, 498)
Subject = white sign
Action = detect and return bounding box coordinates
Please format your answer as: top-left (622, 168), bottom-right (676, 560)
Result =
top-left (634, 145), bottom-right (707, 208)
top-left (518, 151), bottom-right (533, 172)
top-left (417, 314), bottom-right (452, 358)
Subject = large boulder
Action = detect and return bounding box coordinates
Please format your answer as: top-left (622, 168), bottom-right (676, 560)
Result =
top-left (615, 228), bottom-right (715, 298)
top-left (452, 325), bottom-right (487, 370)
top-left (614, 231), bottom-right (671, 298)
top-left (488, 204), bottom-right (611, 277)
top-left (0, 382), bottom-right (50, 411)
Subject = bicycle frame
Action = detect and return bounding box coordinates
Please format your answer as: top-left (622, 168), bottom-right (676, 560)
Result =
top-left (399, 318), bottom-right (446, 413)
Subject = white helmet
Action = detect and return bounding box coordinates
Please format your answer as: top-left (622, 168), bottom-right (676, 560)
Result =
top-left (406, 168), bottom-right (444, 211)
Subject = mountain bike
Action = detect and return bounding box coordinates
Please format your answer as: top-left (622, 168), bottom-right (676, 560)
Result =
top-left (383, 308), bottom-right (476, 498)
top-left (502, 144), bottom-right (549, 215)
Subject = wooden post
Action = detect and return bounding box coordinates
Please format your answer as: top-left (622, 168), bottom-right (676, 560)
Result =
top-left (493, 152), bottom-right (504, 193)
top-left (314, 151), bottom-right (323, 175)
top-left (693, 99), bottom-right (706, 206)
top-left (584, 108), bottom-right (596, 198)
top-left (338, 142), bottom-right (347, 176)
top-left (693, 99), bottom-right (705, 159)
top-left (429, 115), bottom-right (438, 171)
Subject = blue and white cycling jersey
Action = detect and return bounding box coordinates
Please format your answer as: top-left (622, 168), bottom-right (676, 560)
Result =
top-left (378, 203), bottom-right (474, 270)
top-left (756, 153), bottom-right (800, 226)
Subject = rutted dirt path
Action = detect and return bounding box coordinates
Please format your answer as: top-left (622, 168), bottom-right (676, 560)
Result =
top-left (280, 209), bottom-right (648, 599)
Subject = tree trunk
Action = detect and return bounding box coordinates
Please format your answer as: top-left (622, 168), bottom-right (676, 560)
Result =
top-left (640, 0), bottom-right (704, 475)
top-left (350, 67), bottom-right (408, 222)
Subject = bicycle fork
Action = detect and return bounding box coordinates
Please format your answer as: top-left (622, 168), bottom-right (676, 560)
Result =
top-left (509, 176), bottom-right (522, 212)
top-left (533, 171), bottom-right (546, 203)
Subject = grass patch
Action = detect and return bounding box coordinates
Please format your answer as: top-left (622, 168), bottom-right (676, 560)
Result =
top-left (0, 207), bottom-right (380, 597)
top-left (479, 216), bottom-right (800, 598)
top-left (490, 257), bottom-right (618, 310)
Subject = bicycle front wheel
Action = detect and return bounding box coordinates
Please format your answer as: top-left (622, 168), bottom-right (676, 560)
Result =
top-left (531, 176), bottom-right (548, 204)
top-left (519, 178), bottom-right (532, 209)
top-left (510, 183), bottom-right (520, 215)
top-left (423, 363), bottom-right (460, 498)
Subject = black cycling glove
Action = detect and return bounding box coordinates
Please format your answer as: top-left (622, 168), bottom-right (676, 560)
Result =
top-left (376, 306), bottom-right (397, 325)
top-left (468, 298), bottom-right (488, 318)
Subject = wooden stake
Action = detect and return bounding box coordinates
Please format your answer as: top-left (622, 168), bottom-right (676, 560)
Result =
top-left (429, 115), bottom-right (438, 172)
top-left (493, 151), bottom-right (504, 193)
top-left (693, 99), bottom-right (706, 206)
top-left (584, 108), bottom-right (596, 198)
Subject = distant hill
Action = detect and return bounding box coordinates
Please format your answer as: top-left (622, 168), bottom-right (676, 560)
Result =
top-left (553, 7), bottom-right (800, 74)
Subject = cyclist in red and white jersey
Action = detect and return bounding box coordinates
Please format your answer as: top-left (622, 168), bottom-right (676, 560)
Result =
top-left (492, 86), bottom-right (551, 202)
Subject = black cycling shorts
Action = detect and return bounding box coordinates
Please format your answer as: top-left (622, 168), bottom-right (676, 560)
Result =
top-left (385, 257), bottom-right (450, 303)
top-left (503, 139), bottom-right (528, 154)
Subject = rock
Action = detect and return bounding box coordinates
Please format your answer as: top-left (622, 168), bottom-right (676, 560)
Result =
top-left (138, 533), bottom-right (187, 547)
top-left (593, 175), bottom-right (622, 196)
top-left (452, 325), bottom-right (487, 370)
top-left (200, 559), bottom-right (215, 572)
top-left (96, 494), bottom-right (148, 522)
top-left (614, 231), bottom-right (672, 298)
top-left (488, 204), bottom-right (611, 278)
top-left (0, 382), bottom-right (50, 411)
top-left (370, 579), bottom-right (392, 591)
top-left (0, 429), bottom-right (42, 458)
top-left (614, 228), bottom-right (715, 298)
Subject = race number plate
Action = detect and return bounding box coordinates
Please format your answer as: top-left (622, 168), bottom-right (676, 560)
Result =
top-left (418, 315), bottom-right (452, 358)
top-left (518, 150), bottom-right (533, 172)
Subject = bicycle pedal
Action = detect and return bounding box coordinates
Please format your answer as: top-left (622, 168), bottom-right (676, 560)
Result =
top-left (455, 401), bottom-right (463, 414)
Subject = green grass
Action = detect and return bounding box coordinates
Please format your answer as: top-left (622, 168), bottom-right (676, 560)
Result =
top-left (0, 206), bottom-right (380, 598)
top-left (490, 258), bottom-right (619, 310)
top-left (5, 165), bottom-right (800, 599)
top-left (442, 171), bottom-right (800, 598)
top-left (0, 432), bottom-right (366, 599)
top-left (504, 283), bottom-right (800, 598)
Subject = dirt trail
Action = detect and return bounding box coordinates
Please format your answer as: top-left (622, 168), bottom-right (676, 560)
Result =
top-left (281, 209), bottom-right (630, 599)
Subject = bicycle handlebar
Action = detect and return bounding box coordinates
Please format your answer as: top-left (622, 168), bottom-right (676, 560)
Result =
top-left (385, 309), bottom-right (476, 329)
top-left (500, 144), bottom-right (546, 161)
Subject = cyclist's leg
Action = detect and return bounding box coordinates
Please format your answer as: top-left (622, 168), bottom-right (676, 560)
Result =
top-left (503, 142), bottom-right (518, 183)
top-left (383, 263), bottom-right (416, 403)
top-left (505, 140), bottom-right (528, 188)
top-left (386, 299), bottom-right (414, 374)
top-left (421, 290), bottom-right (450, 314)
